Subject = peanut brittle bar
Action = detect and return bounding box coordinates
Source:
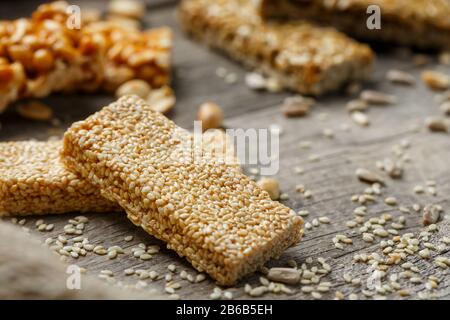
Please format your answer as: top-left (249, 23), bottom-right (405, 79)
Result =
top-left (178, 0), bottom-right (374, 95)
top-left (62, 95), bottom-right (303, 285)
top-left (0, 140), bottom-right (119, 216)
top-left (0, 1), bottom-right (172, 112)
top-left (260, 0), bottom-right (450, 50)
top-left (0, 2), bottom-right (105, 112)
top-left (85, 21), bottom-right (172, 92)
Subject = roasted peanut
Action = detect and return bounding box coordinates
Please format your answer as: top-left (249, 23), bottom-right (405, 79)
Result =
top-left (32, 49), bottom-right (54, 72)
top-left (197, 102), bottom-right (224, 131)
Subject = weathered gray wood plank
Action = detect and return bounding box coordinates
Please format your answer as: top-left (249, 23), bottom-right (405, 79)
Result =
top-left (0, 0), bottom-right (449, 300)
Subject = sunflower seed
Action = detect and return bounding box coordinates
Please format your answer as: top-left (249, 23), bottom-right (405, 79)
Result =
top-left (267, 267), bottom-right (300, 285)
top-left (425, 116), bottom-right (448, 132)
top-left (360, 90), bottom-right (397, 105)
top-left (386, 69), bottom-right (415, 85)
top-left (356, 168), bottom-right (384, 184)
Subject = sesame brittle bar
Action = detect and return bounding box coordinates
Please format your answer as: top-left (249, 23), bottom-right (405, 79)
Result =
top-left (0, 140), bottom-right (119, 216)
top-left (62, 95), bottom-right (303, 285)
top-left (260, 0), bottom-right (450, 50)
top-left (0, 130), bottom-right (236, 217)
top-left (178, 0), bottom-right (374, 95)
top-left (0, 1), bottom-right (172, 112)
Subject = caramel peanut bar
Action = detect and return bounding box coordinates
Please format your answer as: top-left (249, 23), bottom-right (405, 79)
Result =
top-left (178, 0), bottom-right (374, 95)
top-left (0, 140), bottom-right (119, 216)
top-left (0, 1), bottom-right (172, 112)
top-left (260, 0), bottom-right (450, 50)
top-left (62, 95), bottom-right (303, 285)
top-left (84, 21), bottom-right (172, 92)
top-left (0, 1), bottom-right (105, 112)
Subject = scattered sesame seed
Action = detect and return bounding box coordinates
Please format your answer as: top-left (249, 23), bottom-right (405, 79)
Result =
top-left (384, 197), bottom-right (397, 206)
top-left (249, 286), bottom-right (267, 297)
top-left (318, 217), bottom-right (331, 224)
top-left (348, 293), bottom-right (358, 300)
top-left (108, 250), bottom-right (118, 259)
top-left (297, 210), bottom-right (309, 217)
top-left (167, 264), bottom-right (176, 272)
top-left (124, 268), bottom-right (135, 276)
top-left (311, 291), bottom-right (322, 299)
top-left (139, 253), bottom-right (152, 260)
top-left (223, 291), bottom-right (233, 300)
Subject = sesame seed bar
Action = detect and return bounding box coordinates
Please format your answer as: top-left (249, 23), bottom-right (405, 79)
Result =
top-left (178, 0), bottom-right (374, 95)
top-left (0, 129), bottom-right (236, 217)
top-left (0, 140), bottom-right (120, 216)
top-left (0, 1), bottom-right (172, 112)
top-left (62, 95), bottom-right (303, 285)
top-left (260, 0), bottom-right (450, 50)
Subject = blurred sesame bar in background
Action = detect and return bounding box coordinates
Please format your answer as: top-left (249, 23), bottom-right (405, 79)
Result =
top-left (259, 0), bottom-right (450, 50)
top-left (0, 1), bottom-right (172, 113)
top-left (178, 0), bottom-right (374, 95)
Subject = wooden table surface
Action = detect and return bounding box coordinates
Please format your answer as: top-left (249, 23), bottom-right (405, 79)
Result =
top-left (1, 0), bottom-right (449, 300)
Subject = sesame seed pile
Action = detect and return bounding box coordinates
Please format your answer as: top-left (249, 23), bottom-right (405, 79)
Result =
top-left (0, 140), bottom-right (120, 216)
top-left (61, 95), bottom-right (304, 285)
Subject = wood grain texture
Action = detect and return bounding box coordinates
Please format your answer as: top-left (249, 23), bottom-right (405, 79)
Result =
top-left (0, 0), bottom-right (449, 299)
